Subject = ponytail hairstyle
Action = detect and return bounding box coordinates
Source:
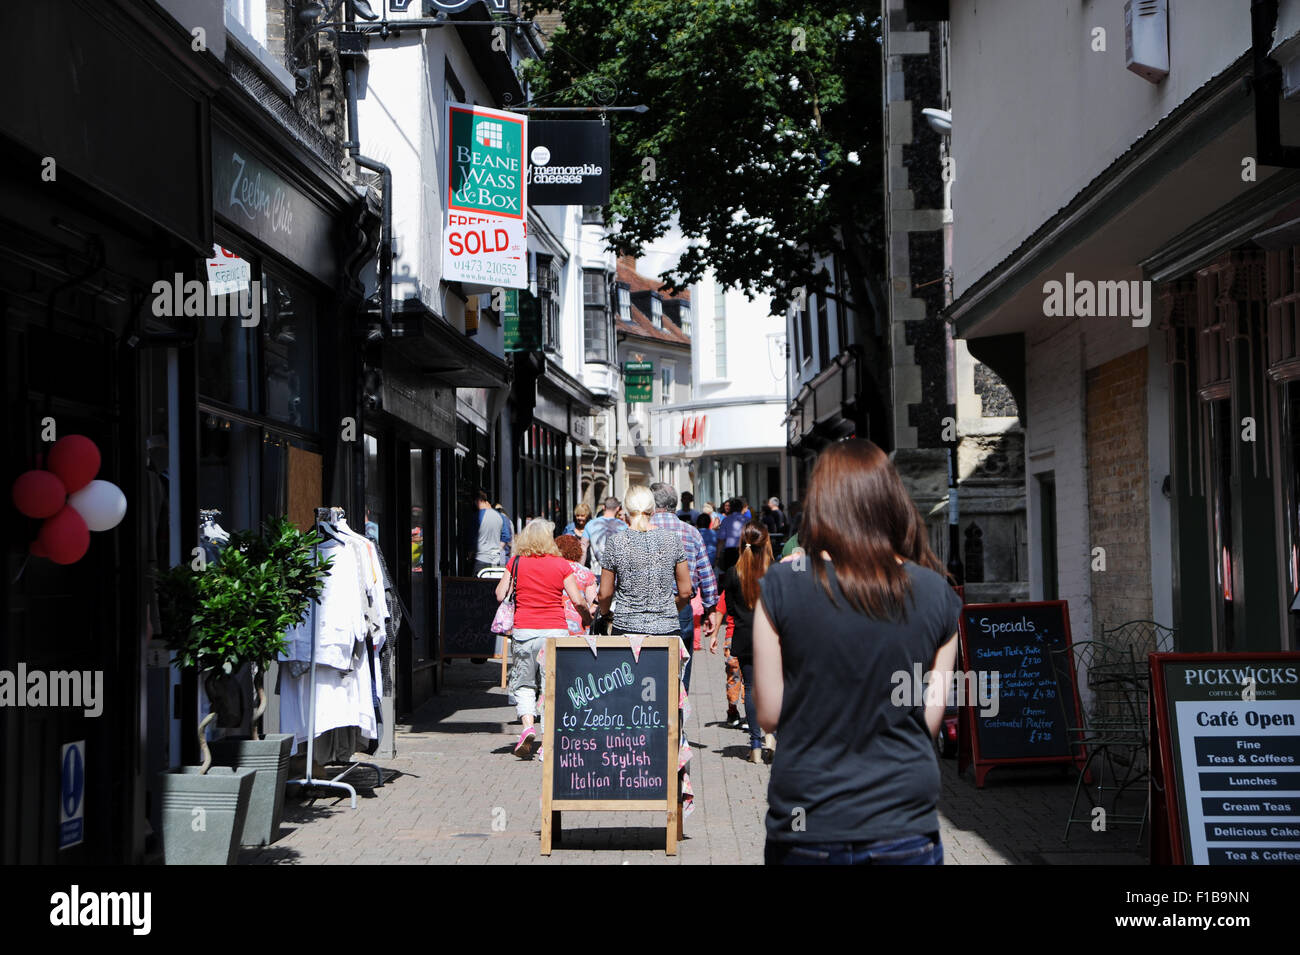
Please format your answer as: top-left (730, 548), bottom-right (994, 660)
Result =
top-left (736, 519), bottom-right (773, 610)
top-left (622, 485), bottom-right (656, 532)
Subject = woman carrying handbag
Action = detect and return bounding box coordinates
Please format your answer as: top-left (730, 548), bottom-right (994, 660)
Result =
top-left (494, 520), bottom-right (592, 759)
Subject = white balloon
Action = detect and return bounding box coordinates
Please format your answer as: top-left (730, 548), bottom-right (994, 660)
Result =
top-left (68, 479), bottom-right (127, 532)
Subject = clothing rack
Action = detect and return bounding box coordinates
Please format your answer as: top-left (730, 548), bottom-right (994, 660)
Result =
top-left (285, 505), bottom-right (383, 808)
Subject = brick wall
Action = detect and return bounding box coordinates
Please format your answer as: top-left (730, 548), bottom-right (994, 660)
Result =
top-left (1085, 347), bottom-right (1153, 636)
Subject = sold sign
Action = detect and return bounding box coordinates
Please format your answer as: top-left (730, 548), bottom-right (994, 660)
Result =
top-left (442, 213), bottom-right (526, 290)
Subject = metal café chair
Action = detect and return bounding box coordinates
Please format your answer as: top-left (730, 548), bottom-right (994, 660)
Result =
top-left (1049, 640), bottom-right (1151, 844)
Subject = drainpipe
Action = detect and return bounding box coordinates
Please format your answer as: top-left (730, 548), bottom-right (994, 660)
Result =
top-left (343, 60), bottom-right (393, 340)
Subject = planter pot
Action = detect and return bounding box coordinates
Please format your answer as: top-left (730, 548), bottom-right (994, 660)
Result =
top-left (211, 733), bottom-right (293, 847)
top-left (156, 766), bottom-right (255, 865)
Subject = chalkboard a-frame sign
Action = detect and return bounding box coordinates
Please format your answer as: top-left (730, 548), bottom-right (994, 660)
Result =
top-left (438, 578), bottom-right (506, 686)
top-left (541, 636), bottom-right (682, 855)
top-left (957, 600), bottom-right (1087, 787)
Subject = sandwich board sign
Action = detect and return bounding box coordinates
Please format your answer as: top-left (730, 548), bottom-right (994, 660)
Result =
top-left (541, 636), bottom-right (682, 855)
top-left (1149, 652), bottom-right (1300, 865)
top-left (444, 103), bottom-right (527, 290)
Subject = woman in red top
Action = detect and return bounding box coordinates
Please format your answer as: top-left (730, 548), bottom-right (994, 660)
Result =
top-left (495, 519), bottom-right (591, 758)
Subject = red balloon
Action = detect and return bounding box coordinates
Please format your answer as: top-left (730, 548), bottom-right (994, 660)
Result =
top-left (12, 469), bottom-right (67, 519)
top-left (47, 435), bottom-right (100, 494)
top-left (38, 506), bottom-right (90, 565)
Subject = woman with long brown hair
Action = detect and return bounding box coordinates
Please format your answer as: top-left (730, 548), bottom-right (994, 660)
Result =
top-left (753, 439), bottom-right (960, 865)
top-left (710, 519), bottom-right (774, 762)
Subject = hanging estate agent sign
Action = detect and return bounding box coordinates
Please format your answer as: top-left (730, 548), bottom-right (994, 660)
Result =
top-left (624, 360), bottom-right (653, 403)
top-left (447, 102), bottom-right (526, 220)
top-left (526, 121), bottom-right (611, 205)
top-left (211, 125), bottom-right (336, 285)
top-left (541, 637), bottom-right (682, 855)
top-left (956, 600), bottom-right (1085, 787)
top-left (1149, 652), bottom-right (1300, 865)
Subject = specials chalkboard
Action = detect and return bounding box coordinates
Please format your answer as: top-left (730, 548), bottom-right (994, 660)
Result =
top-left (1150, 652), bottom-right (1300, 865)
top-left (540, 636), bottom-right (681, 855)
top-left (438, 577), bottom-right (501, 658)
top-left (957, 601), bottom-right (1085, 787)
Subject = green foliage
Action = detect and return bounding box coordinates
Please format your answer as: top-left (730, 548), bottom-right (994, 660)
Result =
top-left (520, 0), bottom-right (885, 312)
top-left (156, 517), bottom-right (332, 675)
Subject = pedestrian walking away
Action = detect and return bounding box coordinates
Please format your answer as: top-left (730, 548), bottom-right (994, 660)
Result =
top-left (754, 440), bottom-right (960, 866)
top-left (583, 495), bottom-right (628, 584)
top-left (595, 485), bottom-right (692, 638)
top-left (496, 520), bottom-right (592, 759)
top-left (712, 519), bottom-right (773, 761)
top-left (718, 497), bottom-right (748, 571)
top-left (648, 482), bottom-right (721, 698)
top-left (470, 488), bottom-right (505, 574)
top-left (761, 496), bottom-right (788, 550)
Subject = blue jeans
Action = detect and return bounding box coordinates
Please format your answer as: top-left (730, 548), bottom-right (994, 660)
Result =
top-left (677, 604), bottom-right (695, 694)
top-left (740, 661), bottom-right (762, 750)
top-left (765, 833), bottom-right (943, 866)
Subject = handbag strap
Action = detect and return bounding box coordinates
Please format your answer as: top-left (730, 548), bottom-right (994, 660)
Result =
top-left (507, 554), bottom-right (520, 599)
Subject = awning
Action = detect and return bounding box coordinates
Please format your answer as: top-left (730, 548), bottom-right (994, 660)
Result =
top-left (386, 300), bottom-right (511, 389)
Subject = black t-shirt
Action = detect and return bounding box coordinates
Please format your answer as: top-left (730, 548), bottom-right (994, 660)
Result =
top-left (759, 558), bottom-right (961, 845)
top-left (721, 566), bottom-right (757, 662)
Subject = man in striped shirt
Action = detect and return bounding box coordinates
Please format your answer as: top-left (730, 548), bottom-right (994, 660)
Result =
top-left (650, 482), bottom-right (721, 697)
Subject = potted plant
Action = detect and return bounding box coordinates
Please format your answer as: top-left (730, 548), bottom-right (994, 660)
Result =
top-left (156, 516), bottom-right (330, 859)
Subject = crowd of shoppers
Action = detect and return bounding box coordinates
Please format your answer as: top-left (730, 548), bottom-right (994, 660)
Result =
top-left (485, 443), bottom-right (958, 866)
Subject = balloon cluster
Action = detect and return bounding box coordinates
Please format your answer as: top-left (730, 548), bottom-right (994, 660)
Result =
top-left (11, 435), bottom-right (127, 564)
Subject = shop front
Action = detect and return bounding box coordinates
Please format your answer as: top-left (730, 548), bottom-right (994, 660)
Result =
top-left (0, 1), bottom-right (220, 863)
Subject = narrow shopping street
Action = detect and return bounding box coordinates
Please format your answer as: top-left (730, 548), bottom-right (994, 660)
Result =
top-left (241, 647), bottom-right (1143, 866)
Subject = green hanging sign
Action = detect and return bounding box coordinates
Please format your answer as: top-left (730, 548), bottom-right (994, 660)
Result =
top-left (504, 289), bottom-right (542, 352)
top-left (624, 360), bottom-right (653, 402)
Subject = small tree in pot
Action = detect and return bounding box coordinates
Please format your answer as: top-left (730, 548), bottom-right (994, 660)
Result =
top-left (157, 517), bottom-right (331, 764)
top-left (154, 517), bottom-right (331, 859)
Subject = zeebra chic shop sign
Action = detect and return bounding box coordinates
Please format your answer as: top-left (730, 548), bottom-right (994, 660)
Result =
top-left (211, 125), bottom-right (336, 284)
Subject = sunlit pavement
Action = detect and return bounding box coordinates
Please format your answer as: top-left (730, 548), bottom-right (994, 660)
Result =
top-left (240, 648), bottom-right (1146, 865)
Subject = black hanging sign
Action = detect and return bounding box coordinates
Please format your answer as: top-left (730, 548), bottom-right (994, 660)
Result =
top-left (526, 121), bottom-right (611, 205)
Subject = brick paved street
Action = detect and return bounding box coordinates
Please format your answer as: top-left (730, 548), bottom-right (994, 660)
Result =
top-left (241, 647), bottom-right (1147, 865)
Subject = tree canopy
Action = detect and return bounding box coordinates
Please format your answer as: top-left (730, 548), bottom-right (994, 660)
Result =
top-left (520, 0), bottom-right (885, 315)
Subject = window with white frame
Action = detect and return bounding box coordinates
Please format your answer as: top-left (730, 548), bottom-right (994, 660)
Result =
top-left (650, 295), bottom-right (663, 329)
top-left (677, 300), bottom-right (691, 336)
top-left (660, 362), bottom-right (675, 405)
top-left (714, 285), bottom-right (728, 378)
top-left (618, 286), bottom-right (631, 323)
top-left (536, 254), bottom-right (561, 355)
top-left (583, 269), bottom-right (612, 364)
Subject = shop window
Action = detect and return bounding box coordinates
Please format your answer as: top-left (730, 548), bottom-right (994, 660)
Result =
top-left (583, 269), bottom-right (611, 364)
top-left (261, 270), bottom-right (316, 431)
top-left (198, 251), bottom-right (318, 432)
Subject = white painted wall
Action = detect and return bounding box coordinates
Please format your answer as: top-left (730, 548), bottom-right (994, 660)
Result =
top-left (948, 0), bottom-right (1281, 296)
top-left (1024, 320), bottom-right (1091, 645)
